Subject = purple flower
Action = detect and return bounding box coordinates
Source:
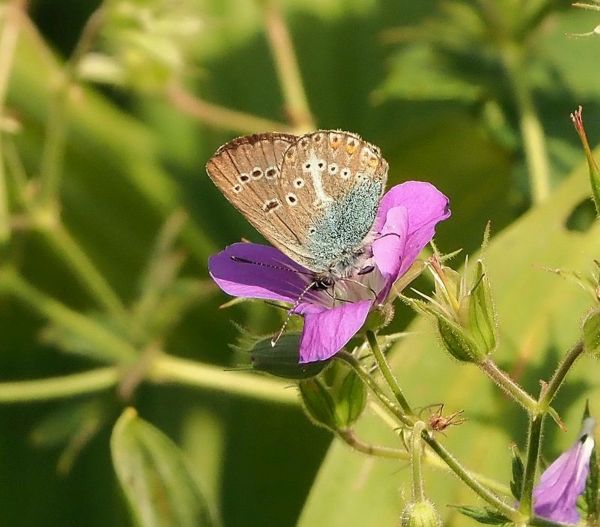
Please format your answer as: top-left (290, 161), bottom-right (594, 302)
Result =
top-left (533, 417), bottom-right (596, 525)
top-left (209, 181), bottom-right (450, 363)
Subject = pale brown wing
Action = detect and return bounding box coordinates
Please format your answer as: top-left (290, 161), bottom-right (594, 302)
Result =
top-left (257, 131), bottom-right (390, 273)
top-left (206, 133), bottom-right (318, 264)
top-left (278, 130), bottom-right (388, 205)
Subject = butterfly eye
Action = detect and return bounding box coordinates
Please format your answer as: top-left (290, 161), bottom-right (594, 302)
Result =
top-left (265, 167), bottom-right (278, 179)
top-left (238, 174), bottom-right (250, 184)
top-left (251, 167), bottom-right (263, 179)
top-left (341, 168), bottom-right (351, 179)
top-left (304, 162), bottom-right (312, 170)
top-left (328, 163), bottom-right (338, 174)
top-left (317, 160), bottom-right (325, 170)
top-left (293, 178), bottom-right (305, 189)
top-left (232, 184), bottom-right (243, 194)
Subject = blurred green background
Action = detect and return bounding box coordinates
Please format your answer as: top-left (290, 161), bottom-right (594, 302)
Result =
top-left (1, 0), bottom-right (600, 525)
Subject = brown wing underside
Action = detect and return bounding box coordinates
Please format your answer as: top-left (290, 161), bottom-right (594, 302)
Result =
top-left (205, 131), bottom-right (389, 270)
top-left (206, 133), bottom-right (316, 262)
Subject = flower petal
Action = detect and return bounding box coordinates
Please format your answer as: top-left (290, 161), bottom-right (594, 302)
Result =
top-left (374, 181), bottom-right (450, 235)
top-left (208, 242), bottom-right (321, 304)
top-left (533, 434), bottom-right (594, 524)
top-left (297, 300), bottom-right (372, 363)
top-left (372, 182), bottom-right (450, 287)
top-left (372, 205), bottom-right (409, 279)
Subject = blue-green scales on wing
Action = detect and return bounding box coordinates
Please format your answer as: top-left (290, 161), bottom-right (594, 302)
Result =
top-left (206, 130), bottom-right (389, 282)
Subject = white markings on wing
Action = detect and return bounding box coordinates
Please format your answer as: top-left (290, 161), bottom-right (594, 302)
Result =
top-left (302, 150), bottom-right (333, 206)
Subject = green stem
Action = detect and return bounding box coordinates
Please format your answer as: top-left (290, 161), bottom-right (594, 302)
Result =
top-left (539, 341), bottom-right (584, 410)
top-left (479, 357), bottom-right (538, 412)
top-left (366, 330), bottom-right (413, 416)
top-left (0, 268), bottom-right (137, 362)
top-left (38, 6), bottom-right (106, 206)
top-left (0, 368), bottom-right (118, 403)
top-left (166, 82), bottom-right (292, 134)
top-left (423, 433), bottom-right (524, 523)
top-left (411, 421), bottom-right (426, 501)
top-left (263, 0), bottom-right (315, 132)
top-left (502, 44), bottom-right (551, 205)
top-left (40, 222), bottom-right (128, 320)
top-left (147, 353), bottom-right (298, 405)
top-left (0, 0), bottom-right (24, 244)
top-left (519, 414), bottom-right (544, 517)
top-left (336, 351), bottom-right (411, 426)
top-left (337, 428), bottom-right (409, 460)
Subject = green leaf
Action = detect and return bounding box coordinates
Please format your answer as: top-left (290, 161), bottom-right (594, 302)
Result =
top-left (111, 408), bottom-right (219, 527)
top-left (509, 446), bottom-right (524, 500)
top-left (452, 505), bottom-right (509, 525)
top-left (583, 307), bottom-right (600, 359)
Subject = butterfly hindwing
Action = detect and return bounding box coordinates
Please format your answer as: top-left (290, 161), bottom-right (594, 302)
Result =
top-left (275, 131), bottom-right (388, 273)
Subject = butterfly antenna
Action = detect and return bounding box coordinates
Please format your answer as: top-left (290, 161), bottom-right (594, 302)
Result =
top-left (230, 255), bottom-right (314, 277)
top-left (271, 280), bottom-right (317, 347)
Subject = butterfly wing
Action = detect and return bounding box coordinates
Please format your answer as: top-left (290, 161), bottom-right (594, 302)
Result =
top-left (275, 131), bottom-right (388, 274)
top-left (206, 133), bottom-right (319, 266)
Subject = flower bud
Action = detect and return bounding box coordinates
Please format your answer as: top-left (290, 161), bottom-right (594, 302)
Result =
top-left (418, 257), bottom-right (497, 362)
top-left (299, 360), bottom-right (366, 431)
top-left (235, 330), bottom-right (328, 380)
top-left (400, 500), bottom-right (441, 527)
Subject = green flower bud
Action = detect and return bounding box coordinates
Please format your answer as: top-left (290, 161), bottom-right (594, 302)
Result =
top-left (251, 334), bottom-right (328, 379)
top-left (233, 329), bottom-right (328, 379)
top-left (417, 257), bottom-right (497, 362)
top-left (400, 500), bottom-right (441, 527)
top-left (299, 360), bottom-right (366, 431)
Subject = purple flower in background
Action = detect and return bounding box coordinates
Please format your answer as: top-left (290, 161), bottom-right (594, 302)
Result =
top-left (533, 417), bottom-right (596, 525)
top-left (209, 182), bottom-right (450, 363)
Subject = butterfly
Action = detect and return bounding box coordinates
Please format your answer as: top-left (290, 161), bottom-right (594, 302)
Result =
top-left (205, 130), bottom-right (388, 287)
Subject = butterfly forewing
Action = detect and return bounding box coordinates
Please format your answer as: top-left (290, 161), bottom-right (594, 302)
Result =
top-left (206, 133), bottom-right (318, 262)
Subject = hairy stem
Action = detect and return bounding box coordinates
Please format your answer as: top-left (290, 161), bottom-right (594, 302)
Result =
top-left (411, 421), bottom-right (426, 501)
top-left (479, 357), bottom-right (538, 412)
top-left (539, 340), bottom-right (585, 410)
top-left (366, 330), bottom-right (413, 416)
top-left (424, 433), bottom-right (524, 523)
top-left (263, 0), bottom-right (315, 132)
top-left (519, 414), bottom-right (544, 517)
top-left (337, 428), bottom-right (409, 460)
top-left (336, 351), bottom-right (411, 426)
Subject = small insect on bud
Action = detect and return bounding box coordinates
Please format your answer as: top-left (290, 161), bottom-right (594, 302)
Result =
top-left (401, 500), bottom-right (441, 527)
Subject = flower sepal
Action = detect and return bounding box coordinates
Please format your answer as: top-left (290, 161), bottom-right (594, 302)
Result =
top-left (413, 257), bottom-right (497, 363)
top-left (401, 500), bottom-right (441, 527)
top-left (299, 360), bottom-right (367, 431)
